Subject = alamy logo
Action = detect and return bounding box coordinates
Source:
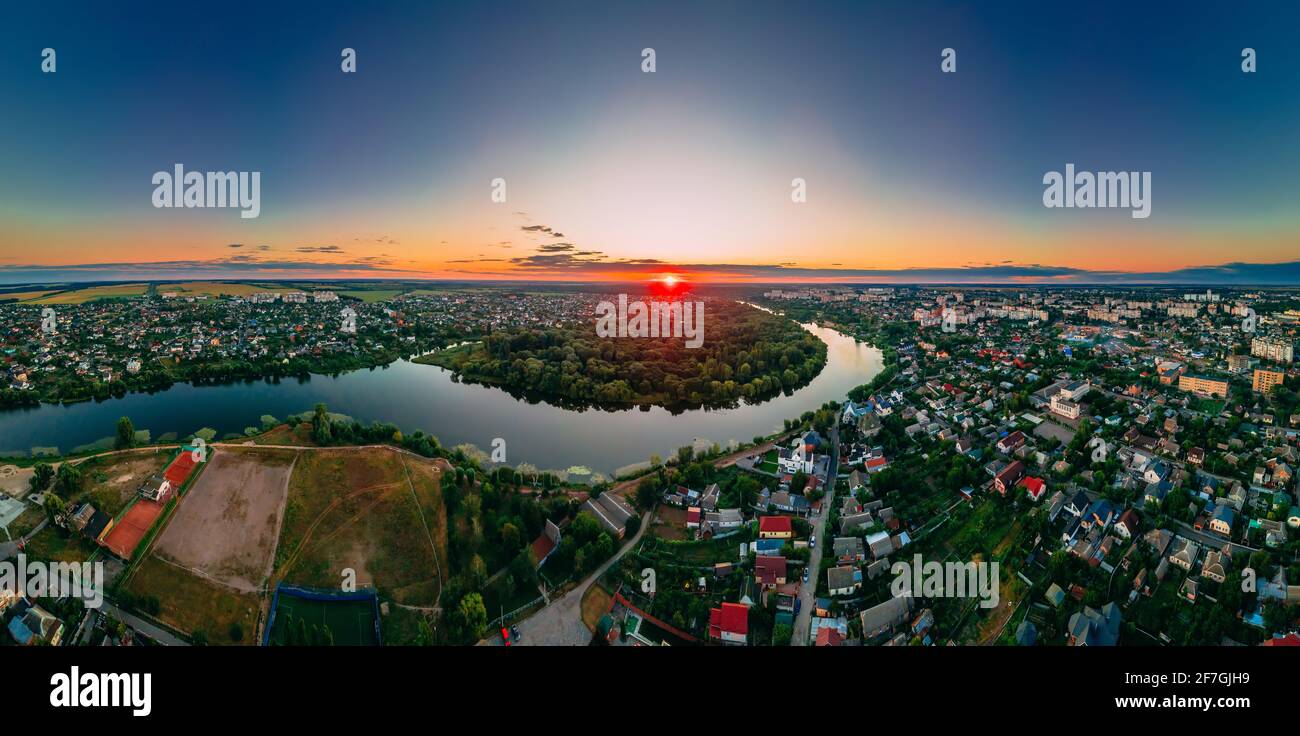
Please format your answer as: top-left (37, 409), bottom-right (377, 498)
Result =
top-left (152, 164), bottom-right (261, 218)
top-left (595, 294), bottom-right (705, 348)
top-left (1, 554), bottom-right (104, 608)
top-left (1043, 163), bottom-right (1150, 219)
top-left (50, 667), bottom-right (151, 717)
top-left (890, 554), bottom-right (999, 609)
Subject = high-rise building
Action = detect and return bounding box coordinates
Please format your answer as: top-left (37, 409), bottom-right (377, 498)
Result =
top-left (1252, 336), bottom-right (1294, 363)
top-left (1253, 369), bottom-right (1286, 394)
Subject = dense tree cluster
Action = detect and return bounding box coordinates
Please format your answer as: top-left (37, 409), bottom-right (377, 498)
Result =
top-left (422, 300), bottom-right (827, 408)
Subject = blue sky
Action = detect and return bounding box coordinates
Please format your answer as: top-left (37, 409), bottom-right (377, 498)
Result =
top-left (2, 1), bottom-right (1299, 284)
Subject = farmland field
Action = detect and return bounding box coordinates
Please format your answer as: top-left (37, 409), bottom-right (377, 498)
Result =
top-left (159, 281), bottom-right (282, 298)
top-left (30, 284), bottom-right (148, 304)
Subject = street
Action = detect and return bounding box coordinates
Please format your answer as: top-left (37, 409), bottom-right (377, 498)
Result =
top-left (512, 511), bottom-right (650, 646)
top-left (792, 425), bottom-right (838, 646)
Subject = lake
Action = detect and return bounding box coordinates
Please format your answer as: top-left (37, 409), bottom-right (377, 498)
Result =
top-left (0, 323), bottom-right (881, 475)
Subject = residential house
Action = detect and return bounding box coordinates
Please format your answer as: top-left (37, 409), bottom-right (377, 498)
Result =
top-left (758, 515), bottom-right (794, 540)
top-left (859, 596), bottom-right (913, 640)
top-left (1201, 547), bottom-right (1229, 584)
top-left (1067, 602), bottom-right (1122, 646)
top-left (1169, 537), bottom-right (1201, 571)
top-left (1114, 509), bottom-right (1140, 539)
top-left (997, 430), bottom-right (1027, 455)
top-left (1209, 505), bottom-right (1235, 536)
top-left (827, 565), bottom-right (861, 596)
top-left (833, 536), bottom-right (866, 564)
top-left (754, 555), bottom-right (788, 588)
top-left (995, 461), bottom-right (1026, 495)
top-left (708, 602), bottom-right (749, 645)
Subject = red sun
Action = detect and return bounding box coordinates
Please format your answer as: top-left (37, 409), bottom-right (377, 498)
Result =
top-left (649, 272), bottom-right (688, 295)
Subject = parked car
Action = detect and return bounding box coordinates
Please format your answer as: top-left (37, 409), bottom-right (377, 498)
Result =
top-left (500, 627), bottom-right (512, 646)
top-left (802, 567), bottom-right (810, 583)
top-left (810, 534), bottom-right (816, 549)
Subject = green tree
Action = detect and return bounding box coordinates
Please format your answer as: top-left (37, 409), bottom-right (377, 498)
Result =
top-left (115, 416), bottom-right (135, 450)
top-left (55, 463), bottom-right (82, 497)
top-left (42, 491), bottom-right (66, 524)
top-left (29, 462), bottom-right (54, 493)
top-left (458, 592), bottom-right (488, 641)
top-left (312, 403), bottom-right (332, 445)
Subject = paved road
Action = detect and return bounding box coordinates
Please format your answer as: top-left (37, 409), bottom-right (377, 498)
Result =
top-left (792, 425), bottom-right (839, 646)
top-left (513, 511), bottom-right (650, 646)
top-left (99, 600), bottom-right (190, 646)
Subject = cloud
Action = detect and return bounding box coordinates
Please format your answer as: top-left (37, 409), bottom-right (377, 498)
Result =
top-left (0, 254), bottom-right (415, 284)
top-left (295, 245), bottom-right (344, 253)
top-left (452, 256), bottom-right (1300, 285)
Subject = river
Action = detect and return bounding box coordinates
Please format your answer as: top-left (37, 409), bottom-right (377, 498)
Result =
top-left (0, 322), bottom-right (881, 476)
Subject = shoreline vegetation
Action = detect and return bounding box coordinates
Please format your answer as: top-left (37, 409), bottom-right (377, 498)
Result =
top-left (414, 300), bottom-right (828, 410)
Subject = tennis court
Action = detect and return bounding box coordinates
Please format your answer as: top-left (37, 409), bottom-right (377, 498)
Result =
top-left (101, 499), bottom-right (164, 559)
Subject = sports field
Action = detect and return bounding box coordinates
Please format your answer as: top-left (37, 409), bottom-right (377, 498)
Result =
top-left (151, 447), bottom-right (295, 592)
top-left (101, 498), bottom-right (166, 559)
top-left (266, 589), bottom-right (380, 646)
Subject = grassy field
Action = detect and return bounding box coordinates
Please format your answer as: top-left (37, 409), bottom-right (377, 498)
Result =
top-left (123, 555), bottom-right (261, 645)
top-left (22, 525), bottom-right (98, 563)
top-left (580, 584), bottom-right (614, 632)
top-left (4, 506), bottom-right (44, 539)
top-left (251, 423), bottom-right (316, 446)
top-left (159, 281), bottom-right (282, 298)
top-left (0, 290), bottom-right (59, 302)
top-left (273, 449), bottom-right (445, 606)
top-left (339, 289), bottom-right (406, 303)
top-left (267, 592), bottom-right (379, 645)
top-left (31, 284), bottom-right (148, 304)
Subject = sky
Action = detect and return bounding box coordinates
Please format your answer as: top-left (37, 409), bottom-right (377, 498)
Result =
top-left (2, 0), bottom-right (1300, 285)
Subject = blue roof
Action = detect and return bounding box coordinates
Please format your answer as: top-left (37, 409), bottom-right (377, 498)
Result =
top-left (1213, 505), bottom-right (1236, 523)
top-left (7, 617), bottom-right (34, 645)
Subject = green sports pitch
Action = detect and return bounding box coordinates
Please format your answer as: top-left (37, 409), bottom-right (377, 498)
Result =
top-left (266, 590), bottom-right (380, 646)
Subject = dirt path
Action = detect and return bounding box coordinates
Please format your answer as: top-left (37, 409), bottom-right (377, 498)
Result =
top-left (399, 455), bottom-right (443, 607)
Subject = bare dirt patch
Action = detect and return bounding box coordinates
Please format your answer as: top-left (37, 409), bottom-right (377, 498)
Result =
top-left (152, 447), bottom-right (296, 593)
top-left (651, 505), bottom-right (688, 541)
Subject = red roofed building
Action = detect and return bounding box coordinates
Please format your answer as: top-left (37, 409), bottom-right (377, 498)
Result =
top-left (754, 555), bottom-right (788, 587)
top-left (1020, 476), bottom-right (1046, 502)
top-left (685, 507), bottom-right (702, 529)
top-left (709, 602), bottom-right (749, 645)
top-left (815, 627), bottom-right (845, 646)
top-left (1262, 633), bottom-right (1300, 647)
top-left (529, 519), bottom-right (562, 568)
top-left (865, 456), bottom-right (889, 473)
top-left (995, 461), bottom-right (1025, 495)
top-left (758, 515), bottom-right (793, 539)
top-left (996, 431), bottom-right (1026, 455)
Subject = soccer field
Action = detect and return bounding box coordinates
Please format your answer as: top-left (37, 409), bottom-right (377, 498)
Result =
top-left (266, 588), bottom-right (380, 646)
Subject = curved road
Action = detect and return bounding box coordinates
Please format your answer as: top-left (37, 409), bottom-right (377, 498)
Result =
top-left (513, 510), bottom-right (650, 646)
